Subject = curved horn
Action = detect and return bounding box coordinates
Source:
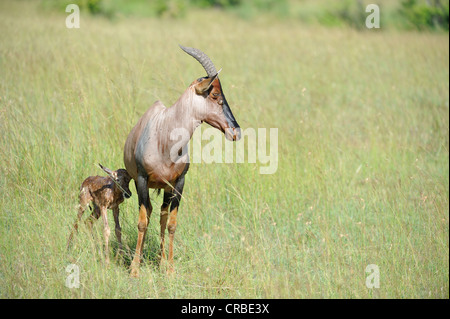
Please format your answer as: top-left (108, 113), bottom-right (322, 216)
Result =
top-left (179, 45), bottom-right (217, 78)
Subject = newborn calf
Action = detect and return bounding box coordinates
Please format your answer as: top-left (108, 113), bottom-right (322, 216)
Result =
top-left (67, 164), bottom-right (132, 263)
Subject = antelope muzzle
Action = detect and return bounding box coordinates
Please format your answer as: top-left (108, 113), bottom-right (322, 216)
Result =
top-left (223, 99), bottom-right (241, 141)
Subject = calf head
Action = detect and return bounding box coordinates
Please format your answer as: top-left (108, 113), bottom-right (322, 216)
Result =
top-left (99, 164), bottom-right (132, 199)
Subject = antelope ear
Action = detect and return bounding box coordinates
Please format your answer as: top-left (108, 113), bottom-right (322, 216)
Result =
top-left (194, 69), bottom-right (221, 95)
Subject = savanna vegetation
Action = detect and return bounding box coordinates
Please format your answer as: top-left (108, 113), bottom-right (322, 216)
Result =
top-left (0, 0), bottom-right (448, 298)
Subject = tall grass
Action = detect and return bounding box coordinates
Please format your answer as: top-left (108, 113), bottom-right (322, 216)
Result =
top-left (0, 0), bottom-right (448, 298)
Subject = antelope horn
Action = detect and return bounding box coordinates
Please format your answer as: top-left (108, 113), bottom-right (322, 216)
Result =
top-left (179, 45), bottom-right (217, 78)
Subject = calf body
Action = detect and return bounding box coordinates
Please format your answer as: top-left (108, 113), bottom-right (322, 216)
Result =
top-left (67, 166), bottom-right (132, 264)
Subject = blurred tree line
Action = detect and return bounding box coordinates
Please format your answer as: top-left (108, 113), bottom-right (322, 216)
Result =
top-left (45, 0), bottom-right (449, 31)
top-left (399, 0), bottom-right (449, 30)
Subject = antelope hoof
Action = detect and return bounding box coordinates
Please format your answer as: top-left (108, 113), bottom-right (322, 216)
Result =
top-left (166, 264), bottom-right (175, 276)
top-left (130, 266), bottom-right (140, 278)
top-left (130, 259), bottom-right (140, 277)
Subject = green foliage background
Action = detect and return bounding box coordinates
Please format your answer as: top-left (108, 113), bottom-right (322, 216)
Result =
top-left (43, 0), bottom-right (449, 30)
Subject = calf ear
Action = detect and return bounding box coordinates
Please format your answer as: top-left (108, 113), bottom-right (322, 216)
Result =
top-left (99, 163), bottom-right (118, 180)
top-left (195, 69), bottom-right (221, 95)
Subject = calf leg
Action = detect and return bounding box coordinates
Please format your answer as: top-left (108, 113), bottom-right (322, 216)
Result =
top-left (100, 206), bottom-right (111, 265)
top-left (67, 188), bottom-right (91, 249)
top-left (112, 207), bottom-right (123, 255)
top-left (86, 204), bottom-right (101, 230)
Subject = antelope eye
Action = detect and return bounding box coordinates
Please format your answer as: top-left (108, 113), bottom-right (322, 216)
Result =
top-left (212, 92), bottom-right (220, 97)
top-left (197, 77), bottom-right (204, 82)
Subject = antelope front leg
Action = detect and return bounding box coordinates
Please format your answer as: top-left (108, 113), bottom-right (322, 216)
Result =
top-left (167, 207), bottom-right (178, 274)
top-left (100, 206), bottom-right (111, 265)
top-left (159, 191), bottom-right (171, 267)
top-left (130, 175), bottom-right (152, 277)
top-left (166, 172), bottom-right (185, 274)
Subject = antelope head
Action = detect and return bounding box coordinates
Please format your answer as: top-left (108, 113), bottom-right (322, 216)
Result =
top-left (180, 45), bottom-right (241, 141)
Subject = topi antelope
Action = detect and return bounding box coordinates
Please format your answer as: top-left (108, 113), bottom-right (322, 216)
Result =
top-left (124, 45), bottom-right (241, 276)
top-left (67, 164), bottom-right (132, 264)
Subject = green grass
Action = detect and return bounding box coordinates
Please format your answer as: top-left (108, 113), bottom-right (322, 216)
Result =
top-left (0, 0), bottom-right (448, 298)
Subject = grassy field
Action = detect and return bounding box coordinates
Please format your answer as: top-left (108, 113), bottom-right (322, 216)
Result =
top-left (0, 0), bottom-right (448, 298)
